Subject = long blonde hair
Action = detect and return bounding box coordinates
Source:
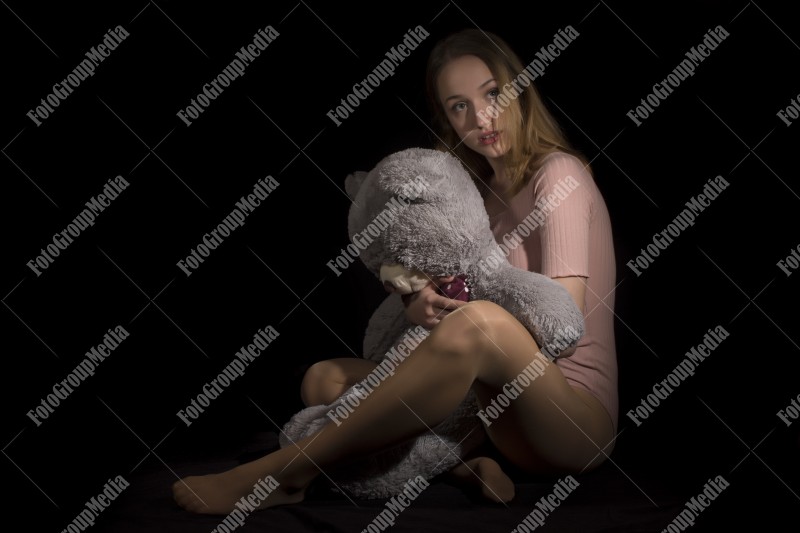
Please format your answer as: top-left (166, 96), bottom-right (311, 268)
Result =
top-left (425, 28), bottom-right (589, 197)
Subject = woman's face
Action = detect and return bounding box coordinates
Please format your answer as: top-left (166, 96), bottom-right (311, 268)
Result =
top-left (436, 54), bottom-right (509, 160)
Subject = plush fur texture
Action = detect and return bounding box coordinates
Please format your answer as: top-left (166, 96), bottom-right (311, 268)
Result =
top-left (279, 148), bottom-right (585, 499)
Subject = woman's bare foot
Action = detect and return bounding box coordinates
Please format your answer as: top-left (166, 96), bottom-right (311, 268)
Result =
top-left (172, 457), bottom-right (309, 514)
top-left (447, 456), bottom-right (515, 503)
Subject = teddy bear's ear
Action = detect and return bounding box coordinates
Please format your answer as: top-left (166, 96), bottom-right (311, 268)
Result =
top-left (344, 170), bottom-right (369, 201)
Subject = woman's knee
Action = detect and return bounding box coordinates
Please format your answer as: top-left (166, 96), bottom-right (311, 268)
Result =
top-left (300, 360), bottom-right (341, 406)
top-left (429, 300), bottom-right (532, 358)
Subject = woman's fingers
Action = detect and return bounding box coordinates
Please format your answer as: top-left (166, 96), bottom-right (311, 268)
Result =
top-left (435, 295), bottom-right (469, 311)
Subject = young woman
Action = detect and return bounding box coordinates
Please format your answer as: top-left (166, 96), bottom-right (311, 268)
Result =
top-left (173, 28), bottom-right (618, 513)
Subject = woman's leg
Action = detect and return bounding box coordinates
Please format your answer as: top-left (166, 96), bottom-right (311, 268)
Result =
top-left (173, 300), bottom-right (614, 513)
top-left (447, 455), bottom-right (516, 503)
top-left (301, 355), bottom-right (516, 502)
top-left (299, 358), bottom-right (378, 406)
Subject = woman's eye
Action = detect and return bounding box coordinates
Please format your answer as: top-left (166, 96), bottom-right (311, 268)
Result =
top-left (451, 102), bottom-right (466, 112)
top-left (488, 88), bottom-right (499, 100)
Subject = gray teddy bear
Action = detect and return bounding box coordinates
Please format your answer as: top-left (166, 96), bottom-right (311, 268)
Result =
top-left (279, 147), bottom-right (585, 499)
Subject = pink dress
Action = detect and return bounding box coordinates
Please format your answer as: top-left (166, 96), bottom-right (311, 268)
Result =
top-left (486, 152), bottom-right (619, 431)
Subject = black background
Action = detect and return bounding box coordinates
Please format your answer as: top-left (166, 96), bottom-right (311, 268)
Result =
top-left (2, 1), bottom-right (799, 530)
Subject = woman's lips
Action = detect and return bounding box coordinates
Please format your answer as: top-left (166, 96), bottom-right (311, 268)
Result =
top-left (478, 131), bottom-right (499, 145)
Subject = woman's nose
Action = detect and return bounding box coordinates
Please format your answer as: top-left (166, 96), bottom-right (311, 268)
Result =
top-left (475, 105), bottom-right (493, 128)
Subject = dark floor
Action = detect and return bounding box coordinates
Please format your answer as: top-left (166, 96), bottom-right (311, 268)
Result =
top-left (93, 430), bottom-right (791, 533)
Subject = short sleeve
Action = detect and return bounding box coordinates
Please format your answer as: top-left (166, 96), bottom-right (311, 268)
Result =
top-left (533, 154), bottom-right (594, 278)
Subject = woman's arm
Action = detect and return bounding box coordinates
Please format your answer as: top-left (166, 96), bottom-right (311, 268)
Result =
top-left (553, 276), bottom-right (587, 314)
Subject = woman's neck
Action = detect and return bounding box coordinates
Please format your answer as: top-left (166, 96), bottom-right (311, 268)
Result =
top-left (487, 159), bottom-right (510, 194)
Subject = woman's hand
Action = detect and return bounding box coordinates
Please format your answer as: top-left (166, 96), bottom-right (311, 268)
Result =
top-left (401, 276), bottom-right (469, 329)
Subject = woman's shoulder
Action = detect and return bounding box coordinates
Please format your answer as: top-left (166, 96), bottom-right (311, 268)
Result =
top-left (531, 151), bottom-right (594, 194)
